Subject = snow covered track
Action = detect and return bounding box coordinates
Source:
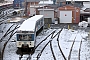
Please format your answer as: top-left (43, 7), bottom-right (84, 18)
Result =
top-left (57, 31), bottom-right (67, 60)
top-left (0, 24), bottom-right (19, 42)
top-left (19, 49), bottom-right (32, 60)
top-left (0, 20), bottom-right (5, 25)
top-left (35, 30), bottom-right (56, 49)
top-left (68, 34), bottom-right (77, 60)
top-left (35, 30), bottom-right (57, 60)
top-left (32, 28), bottom-right (64, 60)
top-left (50, 28), bottom-right (67, 60)
top-left (1, 24), bottom-right (89, 60)
top-left (78, 39), bottom-right (82, 60)
top-left (68, 31), bottom-right (85, 60)
top-left (1, 25), bottom-right (20, 60)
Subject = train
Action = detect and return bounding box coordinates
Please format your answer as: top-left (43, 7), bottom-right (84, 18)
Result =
top-left (13, 8), bottom-right (24, 15)
top-left (16, 15), bottom-right (44, 49)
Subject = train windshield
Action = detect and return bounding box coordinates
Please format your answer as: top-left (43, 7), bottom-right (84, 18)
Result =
top-left (17, 34), bottom-right (34, 41)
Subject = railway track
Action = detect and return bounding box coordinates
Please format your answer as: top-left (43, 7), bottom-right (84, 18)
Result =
top-left (0, 17), bottom-right (9, 25)
top-left (1, 25), bottom-right (88, 60)
top-left (68, 31), bottom-right (83, 60)
top-left (35, 30), bottom-right (56, 49)
top-left (34, 28), bottom-right (66, 60)
top-left (32, 29), bottom-right (87, 60)
top-left (19, 49), bottom-right (32, 60)
top-left (57, 30), bottom-right (67, 60)
top-left (0, 24), bottom-right (20, 42)
top-left (0, 20), bottom-right (4, 25)
top-left (1, 24), bottom-right (20, 60)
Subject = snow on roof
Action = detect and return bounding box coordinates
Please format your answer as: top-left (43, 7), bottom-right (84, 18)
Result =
top-left (39, 1), bottom-right (53, 5)
top-left (0, 2), bottom-right (12, 6)
top-left (30, 5), bottom-right (43, 8)
top-left (27, 0), bottom-right (40, 2)
top-left (18, 15), bottom-right (43, 32)
top-left (38, 9), bottom-right (54, 10)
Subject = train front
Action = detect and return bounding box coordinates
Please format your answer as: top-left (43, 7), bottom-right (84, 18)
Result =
top-left (16, 31), bottom-right (35, 49)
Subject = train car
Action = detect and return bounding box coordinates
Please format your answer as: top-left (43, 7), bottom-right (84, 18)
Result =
top-left (16, 15), bottom-right (44, 49)
top-left (13, 9), bottom-right (24, 15)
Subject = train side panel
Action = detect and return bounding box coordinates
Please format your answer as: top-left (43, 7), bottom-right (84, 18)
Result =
top-left (36, 17), bottom-right (43, 32)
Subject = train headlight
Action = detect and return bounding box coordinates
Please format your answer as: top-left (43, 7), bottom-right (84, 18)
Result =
top-left (30, 42), bottom-right (31, 45)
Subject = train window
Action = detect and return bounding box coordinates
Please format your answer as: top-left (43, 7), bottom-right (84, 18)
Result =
top-left (18, 34), bottom-right (32, 41)
top-left (22, 35), bottom-right (32, 40)
top-left (23, 35), bottom-right (27, 40)
top-left (28, 35), bottom-right (32, 40)
top-left (18, 35), bottom-right (22, 40)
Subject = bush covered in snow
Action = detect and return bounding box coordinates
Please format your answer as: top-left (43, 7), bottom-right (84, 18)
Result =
top-left (78, 21), bottom-right (88, 28)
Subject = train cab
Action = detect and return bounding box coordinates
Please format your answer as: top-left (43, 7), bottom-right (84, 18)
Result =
top-left (16, 31), bottom-right (35, 48)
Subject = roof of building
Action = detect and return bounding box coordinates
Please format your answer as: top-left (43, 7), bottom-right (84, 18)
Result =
top-left (47, 4), bottom-right (59, 9)
top-left (36, 5), bottom-right (59, 10)
top-left (80, 10), bottom-right (90, 14)
top-left (57, 0), bottom-right (66, 2)
top-left (39, 1), bottom-right (53, 5)
top-left (66, 3), bottom-right (83, 8)
top-left (26, 0), bottom-right (66, 2)
top-left (26, 0), bottom-right (40, 2)
top-left (66, 0), bottom-right (90, 1)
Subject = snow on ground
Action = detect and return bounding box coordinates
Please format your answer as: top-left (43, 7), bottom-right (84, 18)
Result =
top-left (37, 43), bottom-right (54, 60)
top-left (3, 42), bottom-right (19, 60)
top-left (0, 24), bottom-right (15, 40)
top-left (35, 29), bottom-right (56, 46)
top-left (70, 33), bottom-right (82, 60)
top-left (52, 29), bottom-right (61, 37)
top-left (2, 28), bottom-right (90, 60)
top-left (80, 40), bottom-right (90, 60)
top-left (58, 29), bottom-right (76, 59)
top-left (58, 29), bottom-right (89, 60)
top-left (32, 34), bottom-right (52, 59)
top-left (51, 35), bottom-right (65, 60)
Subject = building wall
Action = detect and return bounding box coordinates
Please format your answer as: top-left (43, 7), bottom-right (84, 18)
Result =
top-left (39, 10), bottom-right (54, 23)
top-left (58, 5), bottom-right (80, 23)
top-left (26, 2), bottom-right (30, 16)
top-left (30, 2), bottom-right (39, 6)
top-left (0, 0), bottom-right (4, 2)
top-left (25, 2), bottom-right (39, 16)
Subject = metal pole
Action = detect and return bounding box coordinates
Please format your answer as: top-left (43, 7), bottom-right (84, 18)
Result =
top-left (43, 0), bottom-right (44, 34)
top-left (25, 0), bottom-right (27, 16)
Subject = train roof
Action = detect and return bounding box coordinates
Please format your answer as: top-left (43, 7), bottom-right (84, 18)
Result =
top-left (17, 15), bottom-right (43, 32)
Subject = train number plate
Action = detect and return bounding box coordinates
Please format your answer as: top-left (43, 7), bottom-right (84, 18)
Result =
top-left (24, 42), bottom-right (26, 44)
